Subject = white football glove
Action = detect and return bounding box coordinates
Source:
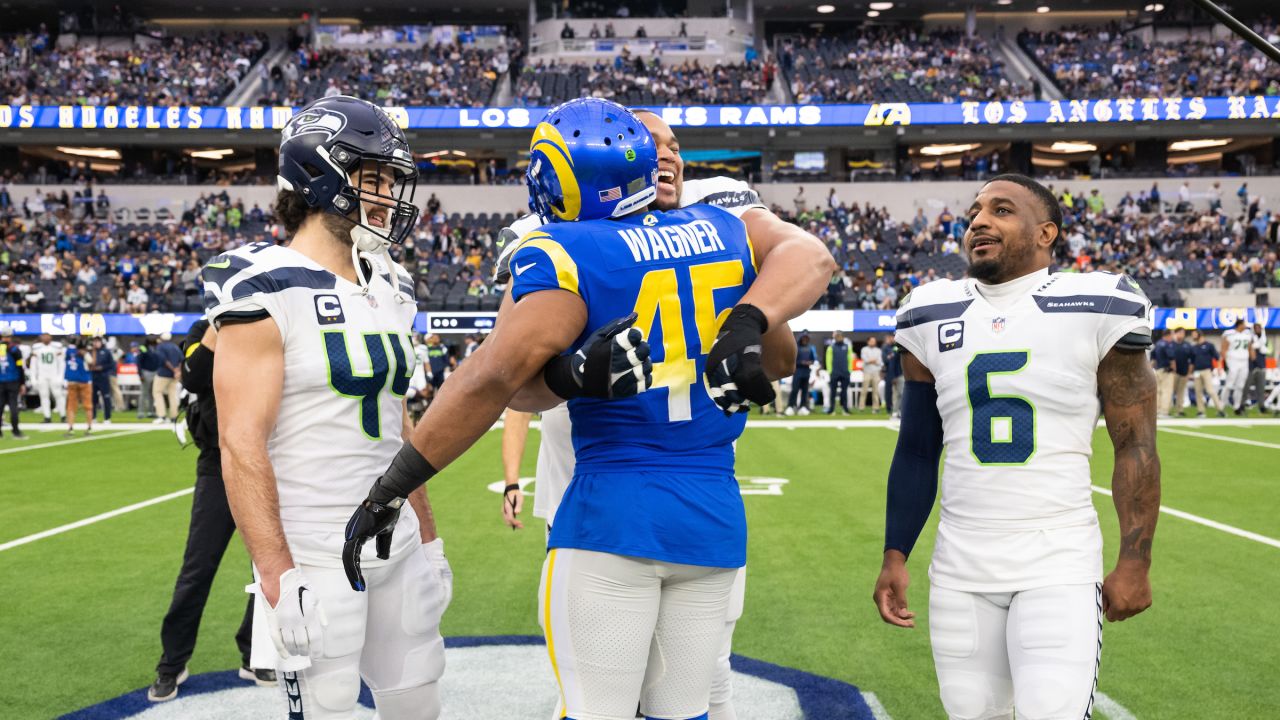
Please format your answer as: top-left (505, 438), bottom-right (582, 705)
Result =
top-left (422, 538), bottom-right (454, 612)
top-left (262, 568), bottom-right (328, 664)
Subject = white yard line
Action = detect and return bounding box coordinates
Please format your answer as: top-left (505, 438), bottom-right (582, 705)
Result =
top-left (0, 428), bottom-right (149, 455)
top-left (17, 422), bottom-right (173, 432)
top-left (862, 691), bottom-right (895, 720)
top-left (1091, 486), bottom-right (1280, 550)
top-left (1158, 427), bottom-right (1280, 450)
top-left (1094, 691), bottom-right (1138, 720)
top-left (0, 487), bottom-right (194, 553)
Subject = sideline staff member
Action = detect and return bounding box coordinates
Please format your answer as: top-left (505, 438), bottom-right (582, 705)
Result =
top-left (148, 318), bottom-right (276, 702)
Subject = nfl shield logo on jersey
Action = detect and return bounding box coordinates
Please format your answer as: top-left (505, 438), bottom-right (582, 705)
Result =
top-left (991, 316), bottom-right (1007, 334)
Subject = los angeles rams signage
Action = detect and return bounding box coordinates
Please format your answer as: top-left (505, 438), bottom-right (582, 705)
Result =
top-left (3, 307), bottom-right (1275, 337)
top-left (4, 95), bottom-right (1279, 131)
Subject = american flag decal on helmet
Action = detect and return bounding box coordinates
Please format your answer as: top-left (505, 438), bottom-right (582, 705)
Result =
top-left (598, 186), bottom-right (622, 202)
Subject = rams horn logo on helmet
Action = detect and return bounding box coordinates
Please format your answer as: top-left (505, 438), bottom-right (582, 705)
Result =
top-left (283, 108), bottom-right (348, 143)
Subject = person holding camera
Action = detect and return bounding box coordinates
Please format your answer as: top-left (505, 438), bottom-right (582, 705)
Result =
top-left (64, 337), bottom-right (94, 437)
top-left (148, 318), bottom-right (275, 702)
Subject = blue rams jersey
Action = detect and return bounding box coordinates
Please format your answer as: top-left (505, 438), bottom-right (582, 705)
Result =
top-left (509, 203), bottom-right (758, 567)
top-left (65, 347), bottom-right (91, 383)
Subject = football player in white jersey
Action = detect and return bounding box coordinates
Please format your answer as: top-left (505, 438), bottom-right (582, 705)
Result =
top-left (1221, 319), bottom-right (1256, 414)
top-left (873, 174), bottom-right (1161, 720)
top-left (29, 333), bottom-right (66, 423)
top-left (206, 97), bottom-right (452, 720)
top-left (496, 109), bottom-right (822, 720)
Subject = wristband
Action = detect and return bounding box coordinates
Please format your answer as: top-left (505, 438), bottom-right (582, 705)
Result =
top-left (369, 442), bottom-right (439, 505)
top-left (726, 303), bottom-right (769, 334)
top-left (542, 354), bottom-right (582, 400)
top-left (504, 483), bottom-right (521, 495)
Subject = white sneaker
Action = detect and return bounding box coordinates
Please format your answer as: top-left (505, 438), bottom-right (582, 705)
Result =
top-left (101, 420), bottom-right (112, 427)
top-left (784, 407), bottom-right (795, 416)
top-left (152, 418), bottom-right (167, 424)
top-left (798, 407), bottom-right (811, 416)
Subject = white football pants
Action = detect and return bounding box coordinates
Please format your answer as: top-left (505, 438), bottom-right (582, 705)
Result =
top-left (1225, 363), bottom-right (1249, 407)
top-left (36, 377), bottom-right (65, 419)
top-left (257, 542), bottom-right (451, 720)
top-left (930, 583), bottom-right (1102, 720)
top-left (540, 548), bottom-right (738, 720)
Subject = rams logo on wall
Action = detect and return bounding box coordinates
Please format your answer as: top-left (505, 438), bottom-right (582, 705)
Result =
top-left (60, 637), bottom-right (878, 719)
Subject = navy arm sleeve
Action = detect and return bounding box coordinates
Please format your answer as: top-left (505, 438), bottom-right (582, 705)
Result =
top-left (884, 380), bottom-right (944, 558)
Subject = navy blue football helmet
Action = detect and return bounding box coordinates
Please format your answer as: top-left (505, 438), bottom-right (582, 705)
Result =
top-left (526, 98), bottom-right (658, 224)
top-left (278, 96), bottom-right (419, 249)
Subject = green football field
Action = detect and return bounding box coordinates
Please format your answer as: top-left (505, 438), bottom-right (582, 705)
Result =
top-left (2, 411), bottom-right (1278, 719)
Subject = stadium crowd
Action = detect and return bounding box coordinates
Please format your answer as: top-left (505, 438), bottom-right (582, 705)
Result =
top-left (1, 30), bottom-right (268, 106)
top-left (779, 28), bottom-right (1032, 104)
top-left (260, 42), bottom-right (514, 107)
top-left (512, 56), bottom-right (775, 106)
top-left (3, 180), bottom-right (1278, 317)
top-left (1019, 20), bottom-right (1280, 100)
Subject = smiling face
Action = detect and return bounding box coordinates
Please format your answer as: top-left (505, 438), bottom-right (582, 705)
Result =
top-left (350, 161), bottom-right (398, 231)
top-left (963, 180), bottom-right (1059, 284)
top-left (638, 111), bottom-right (683, 210)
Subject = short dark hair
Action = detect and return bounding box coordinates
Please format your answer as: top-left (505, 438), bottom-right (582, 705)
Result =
top-left (985, 173), bottom-right (1063, 235)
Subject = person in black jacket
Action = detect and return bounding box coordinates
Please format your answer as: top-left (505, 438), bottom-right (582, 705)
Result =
top-left (148, 319), bottom-right (276, 702)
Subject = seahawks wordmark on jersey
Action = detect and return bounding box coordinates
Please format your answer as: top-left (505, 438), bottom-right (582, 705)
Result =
top-left (203, 241), bottom-right (419, 568)
top-left (895, 269), bottom-right (1151, 592)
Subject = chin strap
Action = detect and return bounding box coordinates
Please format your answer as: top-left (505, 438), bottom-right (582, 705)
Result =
top-left (346, 203), bottom-right (412, 304)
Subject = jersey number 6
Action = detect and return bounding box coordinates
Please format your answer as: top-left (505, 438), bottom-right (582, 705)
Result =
top-left (966, 350), bottom-right (1036, 465)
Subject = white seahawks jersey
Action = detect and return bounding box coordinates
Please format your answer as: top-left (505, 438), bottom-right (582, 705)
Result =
top-left (533, 403), bottom-right (575, 524)
top-left (895, 269), bottom-right (1151, 592)
top-left (29, 341), bottom-right (65, 382)
top-left (1223, 328), bottom-right (1254, 366)
top-left (493, 176), bottom-right (766, 284)
top-left (203, 241), bottom-right (420, 568)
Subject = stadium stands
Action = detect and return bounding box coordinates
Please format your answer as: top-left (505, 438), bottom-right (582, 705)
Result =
top-left (1019, 21), bottom-right (1280, 99)
top-left (0, 31), bottom-right (268, 105)
top-left (5, 177), bottom-right (1279, 316)
top-left (779, 28), bottom-right (1030, 104)
top-left (512, 57), bottom-right (775, 106)
top-left (263, 42), bottom-right (512, 107)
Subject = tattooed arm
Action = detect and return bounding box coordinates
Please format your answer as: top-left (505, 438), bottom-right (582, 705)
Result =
top-left (1098, 345), bottom-right (1161, 622)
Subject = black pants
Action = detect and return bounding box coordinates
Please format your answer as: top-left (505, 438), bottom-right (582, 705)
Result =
top-left (828, 374), bottom-right (850, 411)
top-left (1243, 368), bottom-right (1267, 409)
top-left (0, 381), bottom-right (20, 432)
top-left (157, 454), bottom-right (254, 675)
top-left (789, 371), bottom-right (811, 409)
top-left (91, 374), bottom-right (112, 421)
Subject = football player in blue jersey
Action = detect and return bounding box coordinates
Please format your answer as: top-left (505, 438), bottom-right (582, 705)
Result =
top-left (344, 98), bottom-right (831, 720)
top-left (496, 107), bottom-right (831, 720)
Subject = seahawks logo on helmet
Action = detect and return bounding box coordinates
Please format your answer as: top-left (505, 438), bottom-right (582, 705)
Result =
top-left (282, 108), bottom-right (348, 143)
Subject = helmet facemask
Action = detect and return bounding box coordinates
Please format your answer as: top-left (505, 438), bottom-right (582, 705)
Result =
top-left (320, 142), bottom-right (419, 254)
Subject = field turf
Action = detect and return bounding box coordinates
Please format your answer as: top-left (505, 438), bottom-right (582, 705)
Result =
top-left (1, 411), bottom-right (1278, 718)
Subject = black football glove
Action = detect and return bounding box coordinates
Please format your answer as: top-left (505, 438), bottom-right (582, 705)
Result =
top-left (544, 312), bottom-right (653, 400)
top-left (705, 304), bottom-right (773, 415)
top-left (342, 492), bottom-right (402, 591)
top-left (343, 443), bottom-right (438, 591)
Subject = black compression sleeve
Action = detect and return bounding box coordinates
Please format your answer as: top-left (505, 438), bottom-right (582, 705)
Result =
top-left (884, 381), bottom-right (944, 558)
top-left (369, 442), bottom-right (439, 504)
